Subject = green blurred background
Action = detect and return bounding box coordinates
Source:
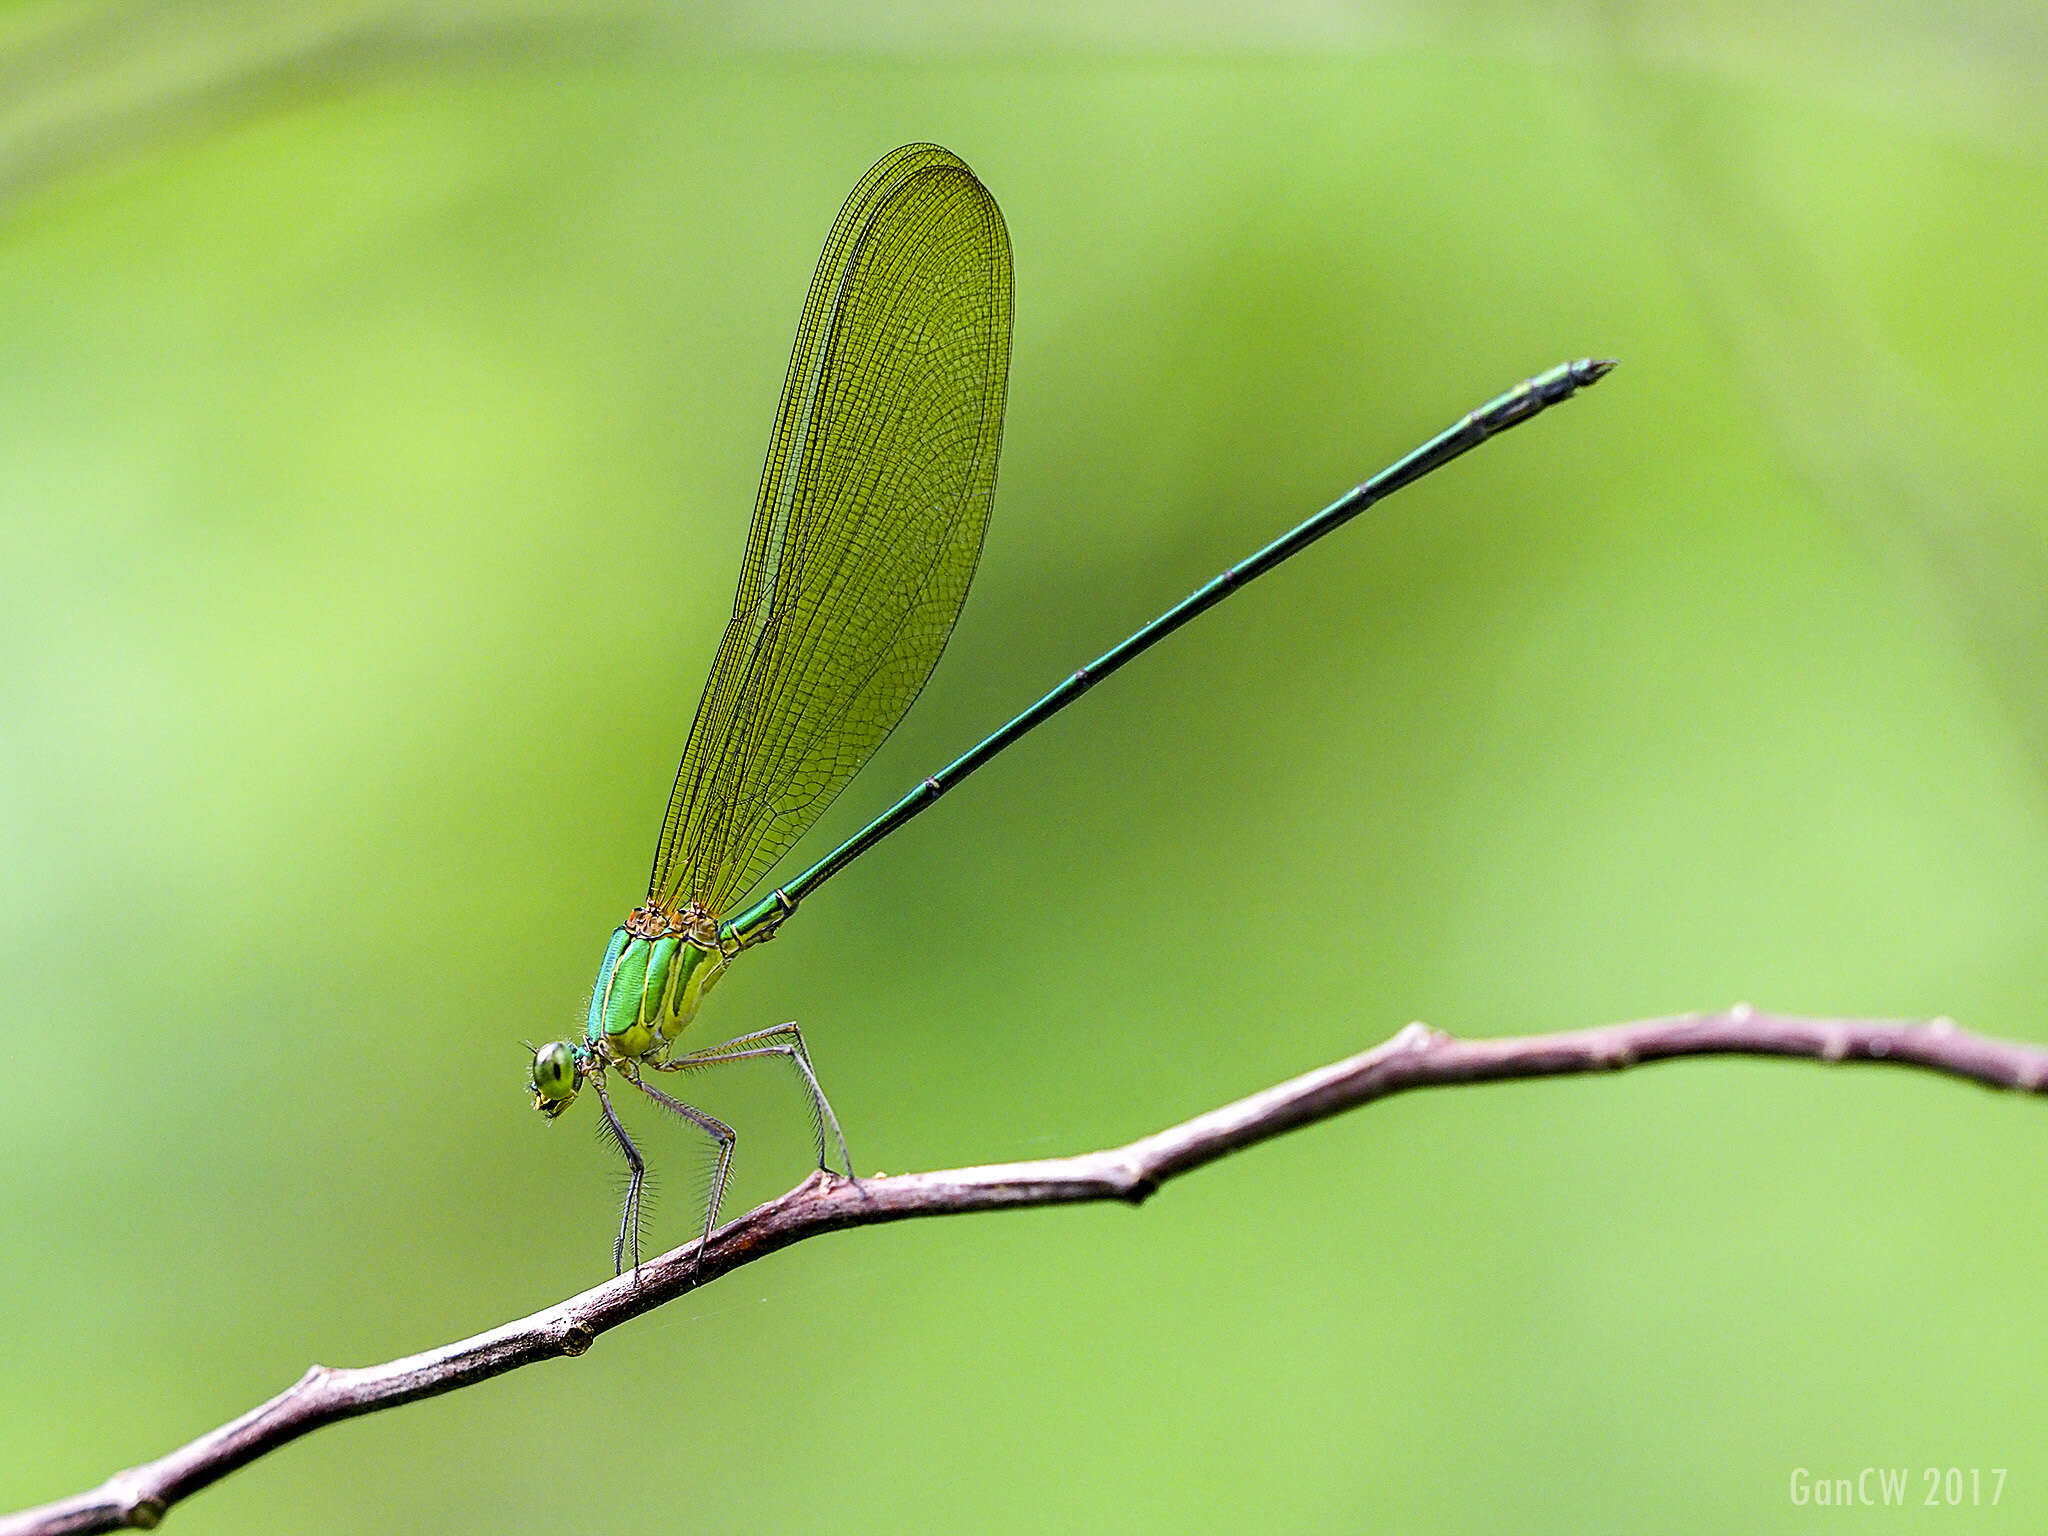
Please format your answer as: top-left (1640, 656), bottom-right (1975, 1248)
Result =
top-left (3, 2), bottom-right (2046, 1531)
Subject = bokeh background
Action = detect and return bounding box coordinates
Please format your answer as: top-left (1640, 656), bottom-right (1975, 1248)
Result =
top-left (4, 3), bottom-right (2046, 1531)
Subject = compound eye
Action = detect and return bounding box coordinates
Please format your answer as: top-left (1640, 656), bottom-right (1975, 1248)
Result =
top-left (531, 1041), bottom-right (579, 1104)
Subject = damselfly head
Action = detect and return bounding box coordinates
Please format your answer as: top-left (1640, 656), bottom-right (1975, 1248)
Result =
top-left (530, 1040), bottom-right (583, 1117)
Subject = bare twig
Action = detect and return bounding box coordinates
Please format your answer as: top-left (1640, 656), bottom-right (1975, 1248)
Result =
top-left (8, 1007), bottom-right (2045, 1535)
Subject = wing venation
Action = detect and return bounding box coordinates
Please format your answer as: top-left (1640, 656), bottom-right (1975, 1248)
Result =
top-left (648, 144), bottom-right (1013, 916)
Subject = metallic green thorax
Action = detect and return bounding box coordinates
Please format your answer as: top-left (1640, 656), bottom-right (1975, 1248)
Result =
top-left (583, 925), bottom-right (725, 1060)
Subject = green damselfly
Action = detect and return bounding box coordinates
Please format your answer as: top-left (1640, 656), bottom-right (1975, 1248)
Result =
top-left (526, 143), bottom-right (1613, 1272)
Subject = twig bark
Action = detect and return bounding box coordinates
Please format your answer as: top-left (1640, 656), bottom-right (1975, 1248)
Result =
top-left (8, 1007), bottom-right (2045, 1535)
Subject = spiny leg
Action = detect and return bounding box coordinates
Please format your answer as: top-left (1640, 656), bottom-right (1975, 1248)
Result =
top-left (649, 1022), bottom-right (854, 1178)
top-left (623, 1075), bottom-right (736, 1268)
top-left (591, 1077), bottom-right (646, 1276)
